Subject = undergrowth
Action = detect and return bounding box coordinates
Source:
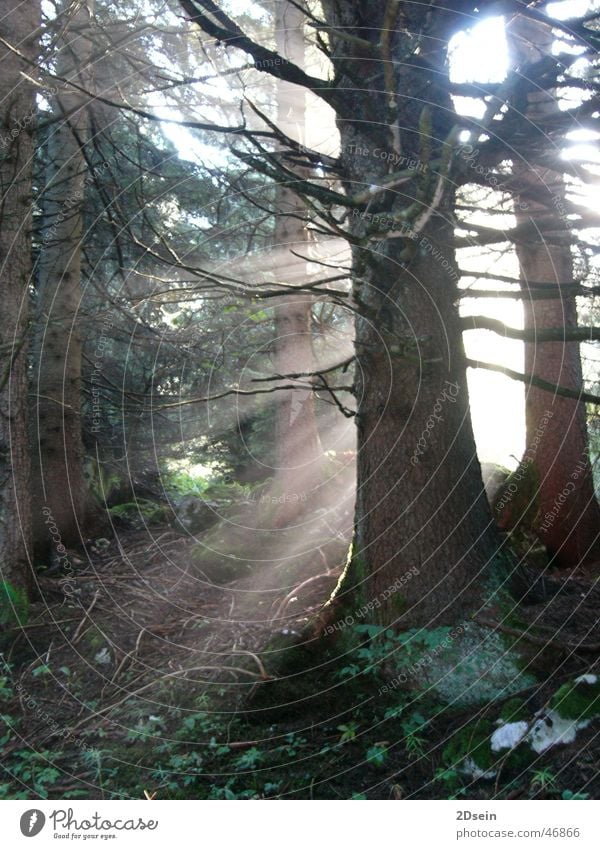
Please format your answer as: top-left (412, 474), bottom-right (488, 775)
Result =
top-left (0, 637), bottom-right (596, 800)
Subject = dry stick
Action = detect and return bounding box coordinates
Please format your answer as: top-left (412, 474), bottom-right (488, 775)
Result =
top-left (227, 650), bottom-right (270, 680)
top-left (4, 617), bottom-right (81, 631)
top-left (70, 591), bottom-right (101, 645)
top-left (269, 572), bottom-right (339, 625)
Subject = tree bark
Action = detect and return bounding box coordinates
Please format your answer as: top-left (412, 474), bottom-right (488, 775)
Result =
top-left (0, 0), bottom-right (39, 602)
top-left (508, 16), bottom-right (600, 567)
top-left (271, 0), bottom-right (322, 522)
top-left (32, 0), bottom-right (97, 551)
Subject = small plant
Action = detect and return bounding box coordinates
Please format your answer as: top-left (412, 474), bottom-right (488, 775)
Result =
top-left (233, 747), bottom-right (262, 771)
top-left (126, 714), bottom-right (166, 742)
top-left (0, 581), bottom-right (29, 630)
top-left (530, 767), bottom-right (558, 793)
top-left (366, 743), bottom-right (388, 767)
top-left (401, 711), bottom-right (428, 759)
top-left (562, 789), bottom-right (589, 800)
top-left (337, 722), bottom-right (359, 743)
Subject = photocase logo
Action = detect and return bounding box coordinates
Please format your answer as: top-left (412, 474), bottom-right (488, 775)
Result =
top-left (20, 810), bottom-right (46, 837)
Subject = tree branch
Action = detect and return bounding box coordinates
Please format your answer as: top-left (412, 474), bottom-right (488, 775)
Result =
top-left (466, 358), bottom-right (600, 406)
top-left (463, 315), bottom-right (600, 343)
top-left (179, 0), bottom-right (338, 106)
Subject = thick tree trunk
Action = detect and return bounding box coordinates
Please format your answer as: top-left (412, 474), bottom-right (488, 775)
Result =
top-left (509, 17), bottom-right (600, 567)
top-left (323, 2), bottom-right (503, 627)
top-left (271, 0), bottom-right (322, 521)
top-left (32, 0), bottom-right (97, 551)
top-left (0, 0), bottom-right (39, 603)
top-left (513, 163), bottom-right (600, 566)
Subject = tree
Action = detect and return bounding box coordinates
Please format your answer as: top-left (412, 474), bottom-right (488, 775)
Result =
top-left (0, 0), bottom-right (39, 613)
top-left (180, 0), bottom-right (506, 628)
top-left (507, 14), bottom-right (600, 567)
top-left (271, 0), bottom-right (323, 522)
top-left (31, 0), bottom-right (97, 550)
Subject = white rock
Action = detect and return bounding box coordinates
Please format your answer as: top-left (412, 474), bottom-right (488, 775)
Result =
top-left (529, 710), bottom-right (579, 754)
top-left (574, 674), bottom-right (597, 685)
top-left (490, 721), bottom-right (528, 752)
top-left (462, 757), bottom-right (496, 781)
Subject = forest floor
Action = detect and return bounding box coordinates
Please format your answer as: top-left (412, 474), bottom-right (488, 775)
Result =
top-left (2, 508), bottom-right (600, 800)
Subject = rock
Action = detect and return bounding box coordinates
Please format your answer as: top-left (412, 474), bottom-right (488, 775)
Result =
top-left (174, 495), bottom-right (221, 533)
top-left (491, 721), bottom-right (529, 752)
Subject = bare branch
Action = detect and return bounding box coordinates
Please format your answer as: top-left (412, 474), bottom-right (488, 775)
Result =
top-left (466, 359), bottom-right (600, 406)
top-left (179, 0), bottom-right (338, 106)
top-left (463, 315), bottom-right (600, 343)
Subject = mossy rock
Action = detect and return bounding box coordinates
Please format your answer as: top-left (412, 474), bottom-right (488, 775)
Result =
top-left (443, 716), bottom-right (533, 775)
top-left (549, 677), bottom-right (600, 722)
top-left (416, 622), bottom-right (536, 707)
top-left (443, 719), bottom-right (496, 773)
top-left (498, 697), bottom-right (529, 723)
top-left (109, 499), bottom-right (171, 526)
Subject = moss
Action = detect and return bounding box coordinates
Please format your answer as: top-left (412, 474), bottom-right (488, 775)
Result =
top-left (0, 581), bottom-right (29, 630)
top-left (329, 544), bottom-right (368, 617)
top-left (391, 593), bottom-right (407, 614)
top-left (499, 697), bottom-right (529, 723)
top-left (443, 719), bottom-right (496, 772)
top-left (109, 499), bottom-right (170, 524)
top-left (83, 626), bottom-right (105, 651)
top-left (493, 459), bottom-right (540, 531)
top-left (550, 678), bottom-right (600, 721)
top-left (443, 715), bottom-right (533, 775)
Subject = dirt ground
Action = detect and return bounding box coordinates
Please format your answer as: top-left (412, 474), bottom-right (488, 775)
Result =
top-left (2, 514), bottom-right (600, 800)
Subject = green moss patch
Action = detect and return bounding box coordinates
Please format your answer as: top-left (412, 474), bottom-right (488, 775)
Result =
top-left (550, 676), bottom-right (600, 722)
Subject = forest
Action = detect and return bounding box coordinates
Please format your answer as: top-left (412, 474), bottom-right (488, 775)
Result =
top-left (0, 0), bottom-right (600, 804)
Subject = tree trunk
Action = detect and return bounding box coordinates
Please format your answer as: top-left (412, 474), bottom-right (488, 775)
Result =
top-left (0, 0), bottom-right (39, 605)
top-left (509, 17), bottom-right (600, 567)
top-left (271, 0), bottom-right (322, 522)
top-left (32, 0), bottom-right (97, 551)
top-left (323, 2), bottom-right (503, 627)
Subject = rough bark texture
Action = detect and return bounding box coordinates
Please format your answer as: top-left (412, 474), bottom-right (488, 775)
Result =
top-left (0, 0), bottom-right (38, 600)
top-left (513, 162), bottom-right (600, 566)
top-left (509, 17), bottom-right (600, 567)
top-left (272, 0), bottom-right (322, 521)
top-left (32, 0), bottom-right (97, 552)
top-left (322, 2), bottom-right (503, 627)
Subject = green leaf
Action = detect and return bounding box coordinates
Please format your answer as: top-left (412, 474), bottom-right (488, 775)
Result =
top-left (366, 744), bottom-right (387, 767)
